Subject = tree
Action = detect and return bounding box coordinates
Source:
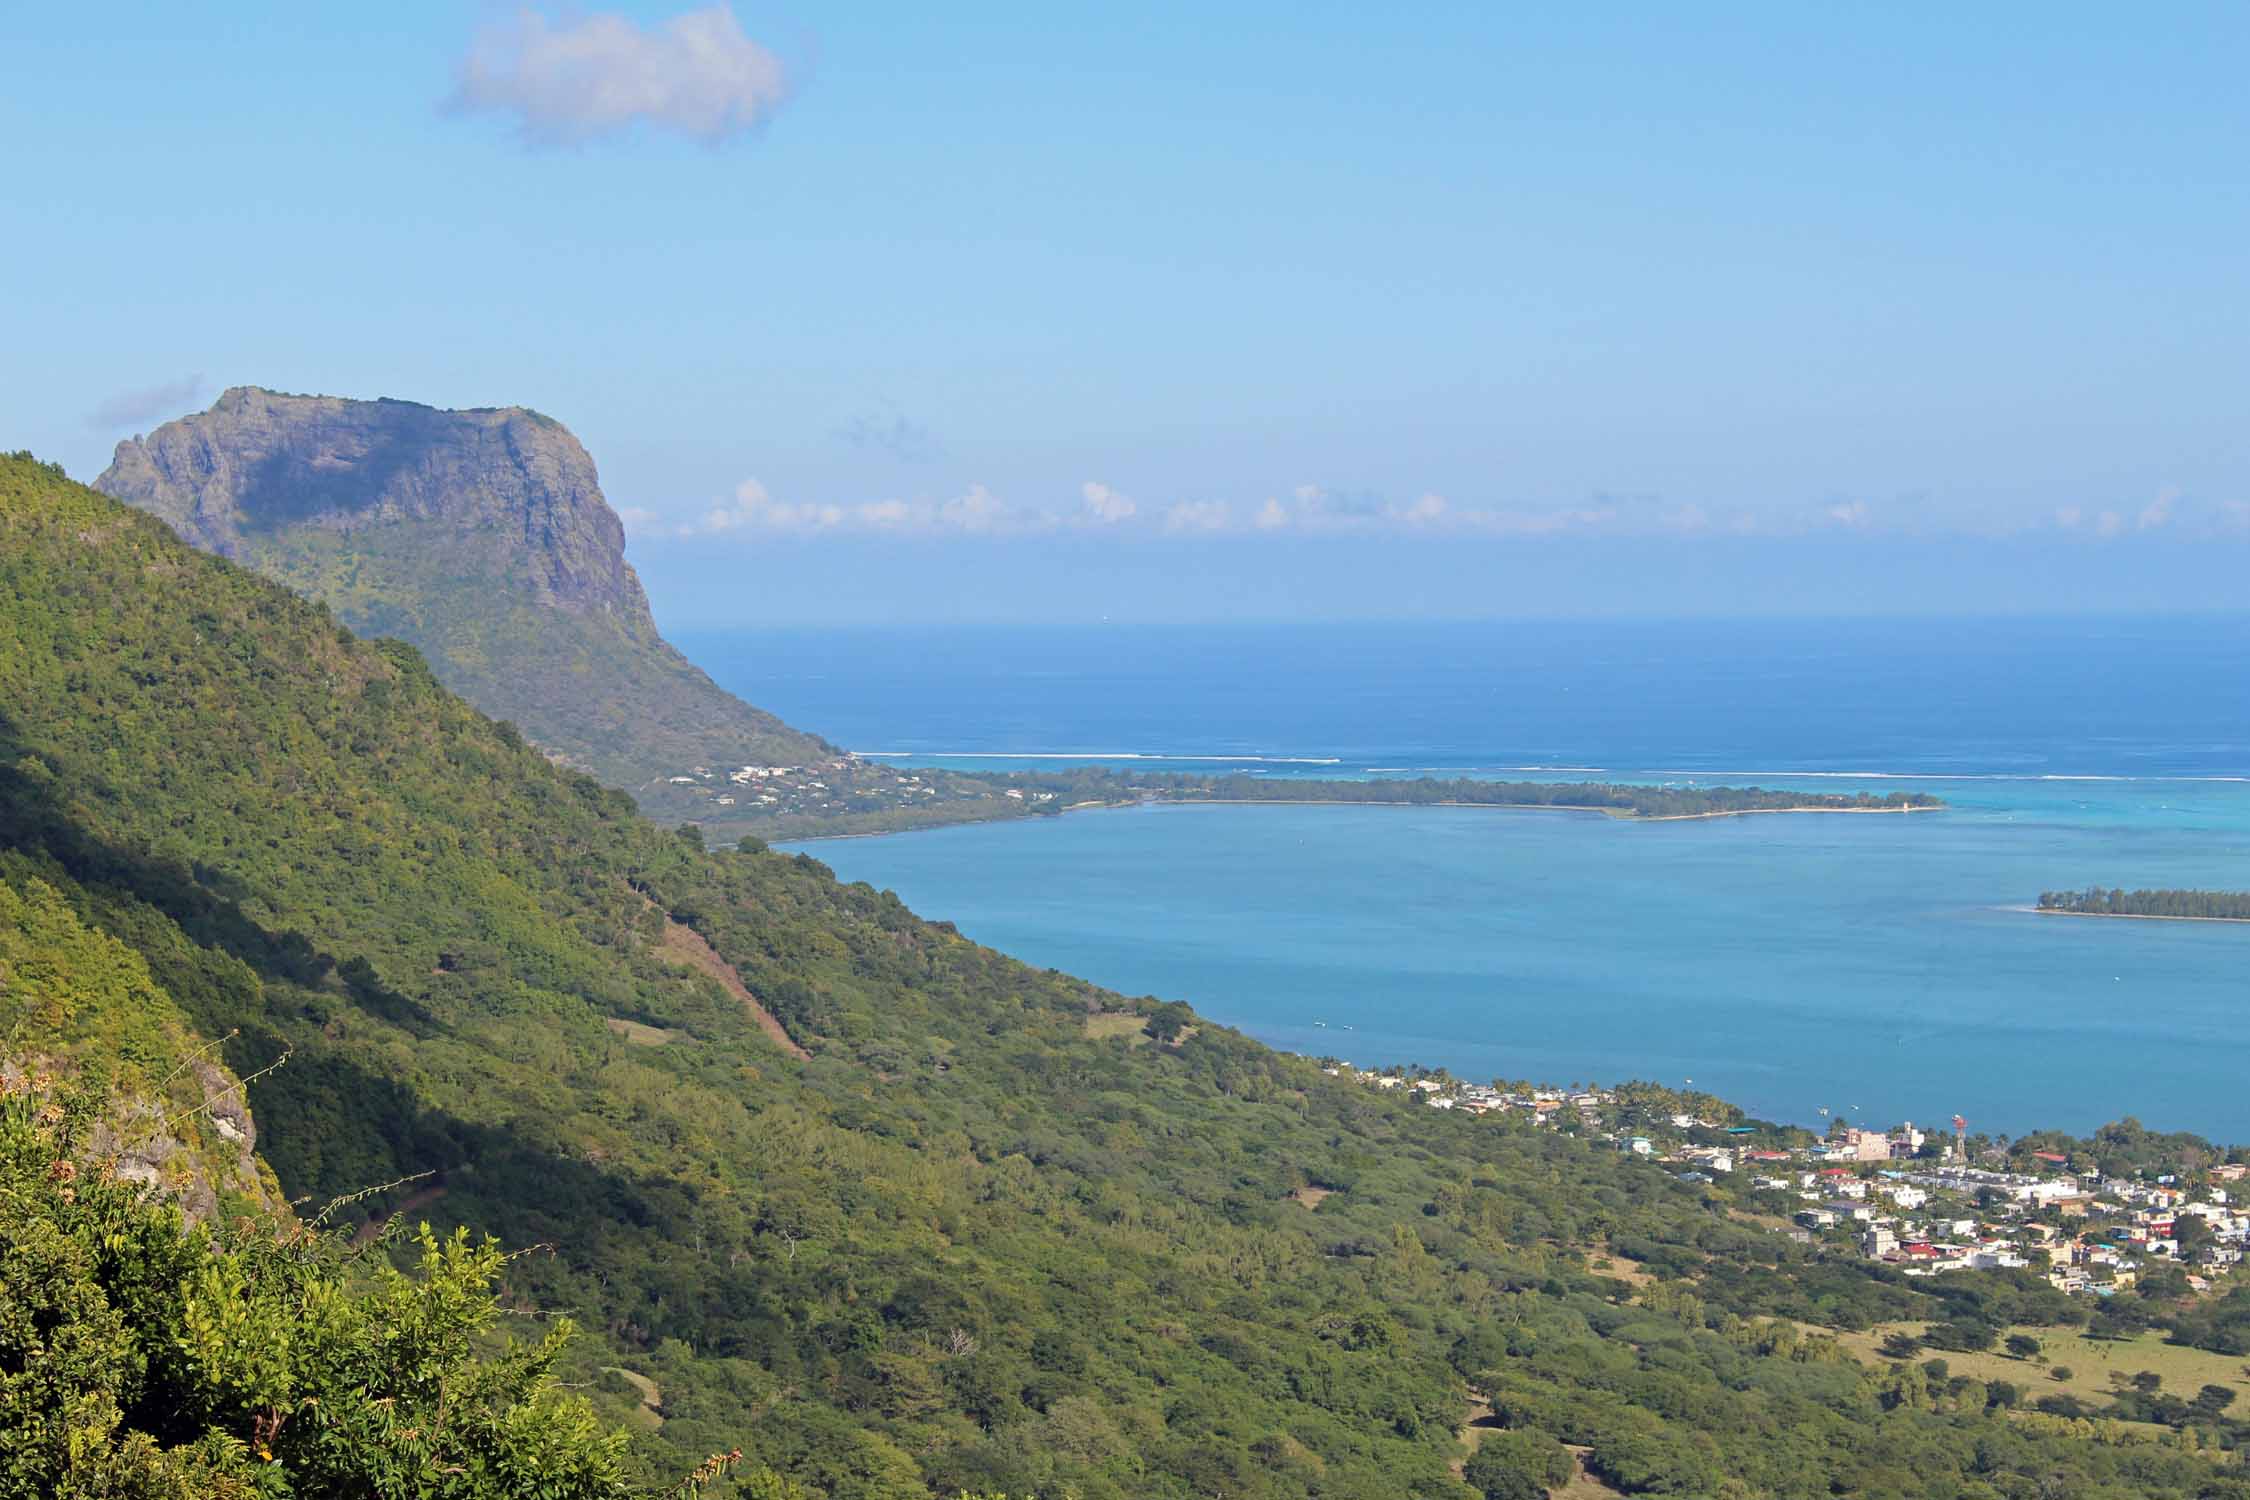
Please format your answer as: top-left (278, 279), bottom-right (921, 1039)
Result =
top-left (2005, 1334), bottom-right (2043, 1361)
top-left (2192, 1384), bottom-right (2237, 1419)
top-left (1925, 1321), bottom-right (1999, 1353)
top-left (1464, 1430), bottom-right (1575, 1500)
top-left (1879, 1332), bottom-right (1924, 1360)
top-left (1145, 1000), bottom-right (1195, 1043)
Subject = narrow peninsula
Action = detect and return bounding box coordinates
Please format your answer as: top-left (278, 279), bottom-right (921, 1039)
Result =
top-left (2036, 887), bottom-right (2250, 923)
top-left (762, 772), bottom-right (1943, 838)
top-left (1087, 773), bottom-right (1941, 820)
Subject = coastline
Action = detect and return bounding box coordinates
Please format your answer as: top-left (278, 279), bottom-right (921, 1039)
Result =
top-left (2025, 906), bottom-right (2250, 926)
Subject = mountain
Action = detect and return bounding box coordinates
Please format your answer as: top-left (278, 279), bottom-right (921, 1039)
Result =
top-left (4, 449), bottom-right (2242, 1498)
top-left (95, 386), bottom-right (834, 806)
top-left (94, 386), bottom-right (1047, 839)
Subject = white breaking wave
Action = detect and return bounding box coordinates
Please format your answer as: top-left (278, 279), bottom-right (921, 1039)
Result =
top-left (1651, 769), bottom-right (2250, 784)
top-left (1360, 765), bottom-right (1609, 775)
top-left (852, 751), bottom-right (1344, 764)
top-left (852, 751), bottom-right (2250, 782)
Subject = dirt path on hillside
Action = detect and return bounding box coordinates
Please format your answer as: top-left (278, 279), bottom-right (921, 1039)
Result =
top-left (655, 915), bottom-right (811, 1061)
top-left (604, 1366), bottom-right (664, 1428)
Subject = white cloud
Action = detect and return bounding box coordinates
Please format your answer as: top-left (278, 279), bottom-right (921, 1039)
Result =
top-left (449, 5), bottom-right (790, 146)
top-left (939, 484), bottom-right (1008, 532)
top-left (1396, 492), bottom-right (1448, 525)
top-left (647, 478), bottom-right (2244, 546)
top-left (671, 479), bottom-right (1070, 536)
top-left (87, 374), bottom-right (204, 431)
top-left (857, 499), bottom-right (914, 528)
top-left (1163, 500), bottom-right (1234, 533)
top-left (686, 477), bottom-right (849, 534)
top-left (1079, 481), bottom-right (1136, 524)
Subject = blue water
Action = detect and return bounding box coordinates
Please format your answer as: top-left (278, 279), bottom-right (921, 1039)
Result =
top-left (676, 617), bottom-right (2250, 1138)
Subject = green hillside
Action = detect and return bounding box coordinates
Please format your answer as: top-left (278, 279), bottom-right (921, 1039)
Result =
top-left (3, 450), bottom-right (2244, 1498)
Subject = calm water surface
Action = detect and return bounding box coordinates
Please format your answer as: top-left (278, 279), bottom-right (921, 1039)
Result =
top-left (674, 618), bottom-right (2250, 1138)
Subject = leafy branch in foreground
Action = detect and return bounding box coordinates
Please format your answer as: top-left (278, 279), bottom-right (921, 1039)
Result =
top-left (0, 1079), bottom-right (795, 1499)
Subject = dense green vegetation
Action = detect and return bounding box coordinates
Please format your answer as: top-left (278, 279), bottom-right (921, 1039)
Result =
top-left (2, 453), bottom-right (2244, 1498)
top-left (2001, 1117), bottom-right (2246, 1180)
top-left (0, 1081), bottom-right (637, 1497)
top-left (2038, 887), bottom-right (2250, 921)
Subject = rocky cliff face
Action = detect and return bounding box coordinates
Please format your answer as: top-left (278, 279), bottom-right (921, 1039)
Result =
top-left (3, 1054), bottom-right (282, 1225)
top-left (100, 386), bottom-right (645, 618)
top-left (97, 389), bottom-right (832, 803)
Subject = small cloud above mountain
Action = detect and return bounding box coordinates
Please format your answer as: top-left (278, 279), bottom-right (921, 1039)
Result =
top-left (87, 375), bottom-right (204, 432)
top-left (1079, 482), bottom-right (1136, 524)
top-left (448, 5), bottom-right (791, 146)
top-left (679, 478), bottom-right (1058, 537)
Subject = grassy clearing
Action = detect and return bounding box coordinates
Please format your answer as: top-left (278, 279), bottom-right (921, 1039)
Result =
top-left (1587, 1254), bottom-right (1656, 1290)
top-left (602, 1366), bottom-right (663, 1430)
top-left (604, 1017), bottom-right (683, 1046)
top-left (1290, 1185), bottom-right (1334, 1210)
top-left (1083, 1011), bottom-right (1150, 1042)
top-left (1832, 1321), bottom-right (2250, 1409)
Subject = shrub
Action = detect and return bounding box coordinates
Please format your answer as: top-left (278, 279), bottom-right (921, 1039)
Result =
top-left (0, 1082), bottom-right (643, 1497)
top-left (1464, 1429), bottom-right (1575, 1500)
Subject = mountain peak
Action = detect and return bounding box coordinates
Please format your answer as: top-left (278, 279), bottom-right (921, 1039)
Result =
top-left (94, 389), bottom-right (830, 791)
top-left (100, 388), bottom-right (633, 616)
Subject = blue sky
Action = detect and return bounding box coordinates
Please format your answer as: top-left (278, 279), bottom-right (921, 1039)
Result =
top-left (7, 4), bottom-right (2247, 621)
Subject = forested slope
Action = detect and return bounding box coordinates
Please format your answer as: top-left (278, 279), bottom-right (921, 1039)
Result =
top-left (3, 451), bottom-right (2244, 1499)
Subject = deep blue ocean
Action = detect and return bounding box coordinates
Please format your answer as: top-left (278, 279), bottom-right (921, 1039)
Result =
top-left (675, 617), bottom-right (2250, 1139)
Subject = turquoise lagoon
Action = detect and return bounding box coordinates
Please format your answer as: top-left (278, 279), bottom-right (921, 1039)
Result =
top-left (683, 618), bottom-right (2250, 1138)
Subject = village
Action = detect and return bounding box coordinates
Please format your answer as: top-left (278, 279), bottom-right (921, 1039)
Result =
top-left (1322, 1064), bottom-right (2249, 1304)
top-left (649, 756), bottom-right (1057, 827)
top-left (1765, 1123), bottom-right (2248, 1299)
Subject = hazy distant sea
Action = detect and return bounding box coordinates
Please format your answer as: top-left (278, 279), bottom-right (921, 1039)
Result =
top-left (677, 617), bottom-right (2250, 1138)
